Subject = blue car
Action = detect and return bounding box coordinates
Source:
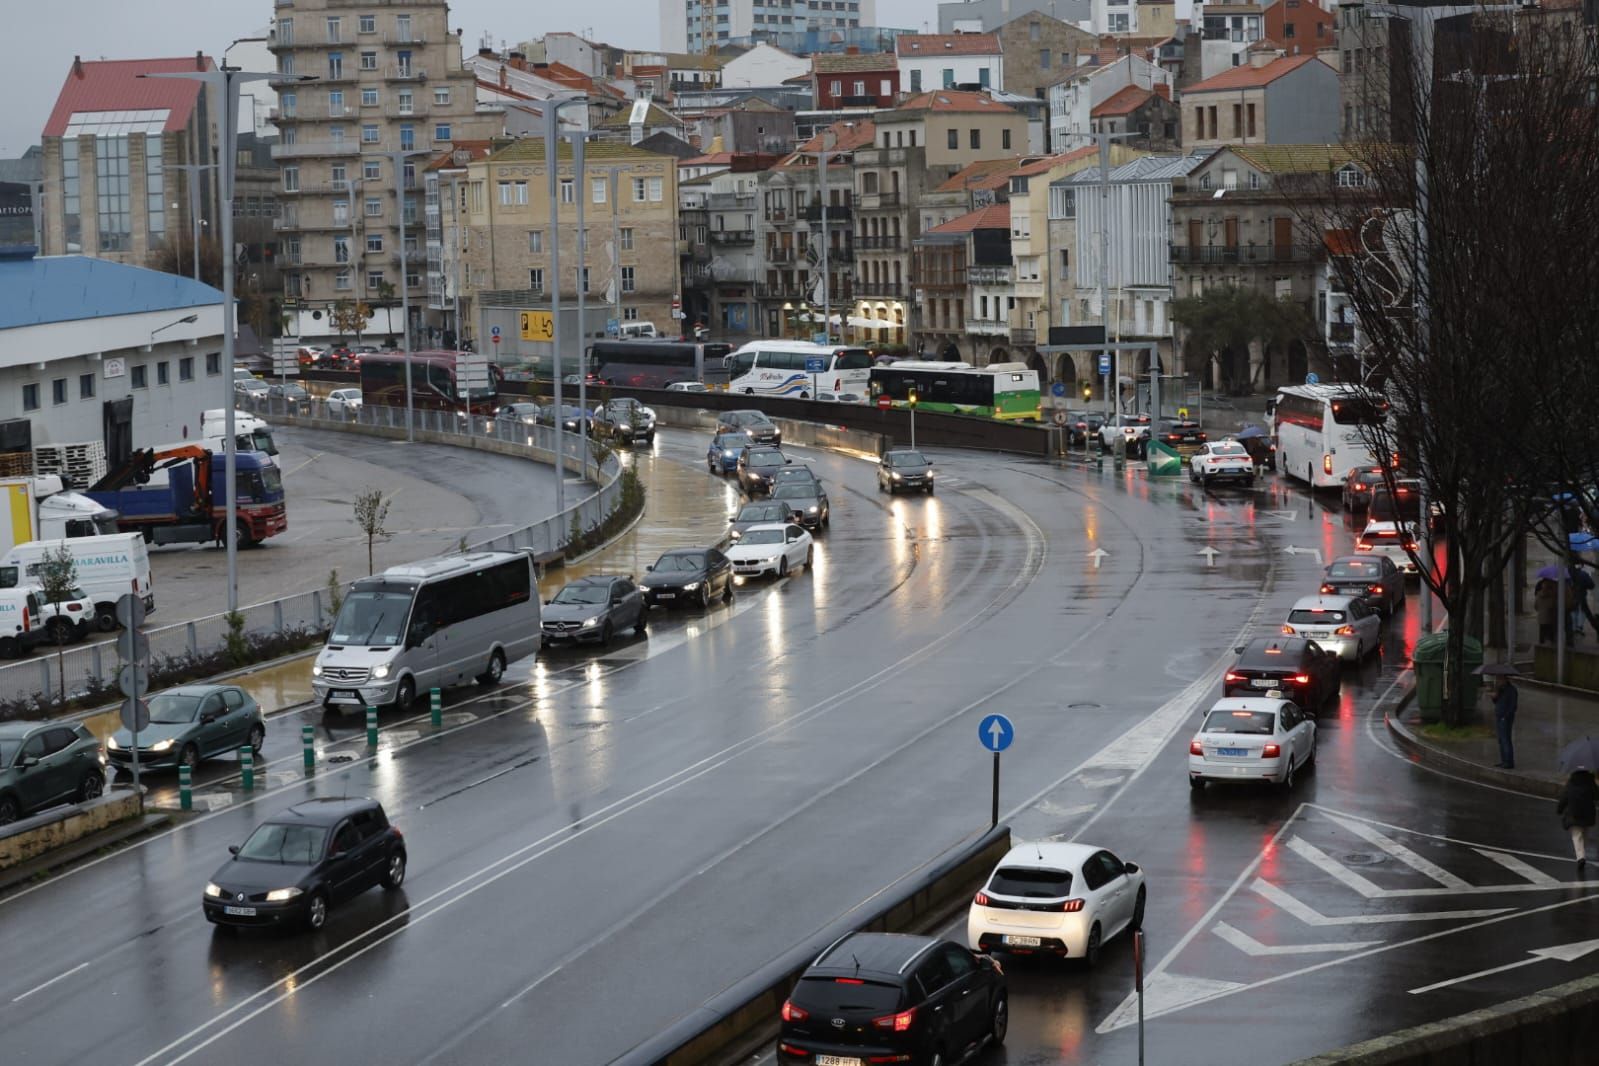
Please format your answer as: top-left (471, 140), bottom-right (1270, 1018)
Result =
top-left (707, 432), bottom-right (747, 474)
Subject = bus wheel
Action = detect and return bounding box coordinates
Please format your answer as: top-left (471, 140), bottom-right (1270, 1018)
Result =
top-left (744, 388), bottom-right (755, 395)
top-left (799, 391), bottom-right (809, 399)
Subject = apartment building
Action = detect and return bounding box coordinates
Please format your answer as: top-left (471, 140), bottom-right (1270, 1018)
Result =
top-left (896, 34), bottom-right (1004, 95)
top-left (993, 13), bottom-right (1097, 104)
top-left (1192, 2), bottom-right (1266, 79)
top-left (268, 0), bottom-right (494, 340)
top-left (812, 51), bottom-right (899, 111)
top-left (912, 203), bottom-right (1011, 361)
top-left (1048, 53), bottom-right (1173, 150)
top-left (1264, 0), bottom-right (1336, 55)
top-left (1181, 53), bottom-right (1338, 150)
top-left (661, 0), bottom-right (878, 55)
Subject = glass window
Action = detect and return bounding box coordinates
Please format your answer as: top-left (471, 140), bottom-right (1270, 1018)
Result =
top-left (366, 233), bottom-right (383, 252)
top-left (79, 373), bottom-right (95, 398)
top-left (434, 87), bottom-right (451, 106)
top-left (620, 227), bottom-right (634, 250)
top-left (362, 124), bottom-right (380, 144)
top-left (530, 267), bottom-right (544, 291)
top-left (359, 14), bottom-right (375, 33)
top-left (360, 51), bottom-right (378, 71)
top-left (206, 353), bottom-right (220, 375)
top-left (361, 87), bottom-right (379, 107)
top-left (528, 230), bottom-right (542, 253)
top-left (1202, 709), bottom-right (1277, 734)
top-left (560, 179), bottom-right (574, 203)
top-left (363, 159), bottom-right (381, 181)
top-left (49, 378), bottom-right (67, 405)
top-left (328, 52), bottom-right (343, 79)
top-left (592, 177), bottom-right (607, 203)
top-left (179, 357), bottom-right (194, 382)
top-left (131, 366), bottom-right (148, 389)
top-left (238, 822), bottom-right (328, 863)
top-left (367, 270), bottom-right (385, 289)
top-left (434, 124), bottom-right (451, 142)
top-left (947, 129), bottom-right (958, 150)
top-left (621, 265), bottom-right (635, 292)
top-left (365, 198), bottom-right (382, 217)
top-left (156, 362), bottom-right (169, 386)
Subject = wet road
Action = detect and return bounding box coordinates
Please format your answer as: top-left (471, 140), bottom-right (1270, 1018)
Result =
top-left (4, 432), bottom-right (1594, 1066)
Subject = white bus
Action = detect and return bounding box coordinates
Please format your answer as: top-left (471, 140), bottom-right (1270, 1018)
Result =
top-left (1273, 384), bottom-right (1390, 489)
top-left (726, 341), bottom-right (872, 399)
top-left (311, 550), bottom-right (540, 712)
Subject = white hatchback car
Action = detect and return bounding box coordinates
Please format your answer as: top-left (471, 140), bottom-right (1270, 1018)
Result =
top-left (723, 522), bottom-right (813, 579)
top-left (1280, 593), bottom-right (1381, 661)
top-left (967, 842), bottom-right (1145, 966)
top-left (1356, 519), bottom-right (1421, 575)
top-left (326, 388), bottom-right (364, 418)
top-left (1189, 698), bottom-right (1316, 791)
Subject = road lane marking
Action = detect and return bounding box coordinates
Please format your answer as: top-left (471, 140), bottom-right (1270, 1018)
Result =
top-left (1287, 836), bottom-right (1391, 899)
top-left (1323, 811), bottom-right (1472, 889)
top-left (11, 961), bottom-right (89, 1003)
top-left (1408, 938), bottom-right (1599, 994)
top-left (1474, 848), bottom-right (1563, 887)
top-left (1250, 878), bottom-right (1509, 925)
top-left (1212, 921), bottom-right (1379, 956)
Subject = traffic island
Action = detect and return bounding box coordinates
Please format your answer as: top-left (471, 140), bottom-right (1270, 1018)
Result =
top-left (1384, 676), bottom-right (1572, 799)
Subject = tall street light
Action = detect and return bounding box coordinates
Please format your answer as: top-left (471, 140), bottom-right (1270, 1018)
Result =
top-left (146, 64), bottom-right (301, 614)
top-left (166, 161), bottom-right (216, 281)
top-left (560, 128), bottom-right (604, 467)
top-left (375, 148), bottom-right (429, 441)
top-left (542, 93), bottom-right (588, 515)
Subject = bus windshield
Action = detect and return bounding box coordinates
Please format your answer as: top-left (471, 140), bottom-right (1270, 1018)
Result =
top-left (330, 590), bottom-right (412, 646)
top-left (1329, 397), bottom-right (1388, 425)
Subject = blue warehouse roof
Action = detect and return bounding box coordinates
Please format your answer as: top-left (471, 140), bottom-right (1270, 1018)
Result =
top-left (0, 254), bottom-right (222, 330)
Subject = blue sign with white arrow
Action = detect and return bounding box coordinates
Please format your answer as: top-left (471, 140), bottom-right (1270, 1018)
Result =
top-left (978, 713), bottom-right (1014, 753)
top-left (1051, 381), bottom-right (1066, 397)
top-left (805, 356), bottom-right (827, 373)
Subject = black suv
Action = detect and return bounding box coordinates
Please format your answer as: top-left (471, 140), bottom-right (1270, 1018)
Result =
top-left (1223, 637), bottom-right (1341, 708)
top-left (777, 932), bottom-right (1007, 1066)
top-left (203, 797), bottom-right (406, 932)
top-left (593, 398), bottom-right (656, 445)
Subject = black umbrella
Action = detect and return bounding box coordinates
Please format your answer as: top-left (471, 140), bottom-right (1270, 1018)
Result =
top-left (1235, 425), bottom-right (1267, 440)
top-left (1559, 736), bottom-right (1599, 775)
top-left (1474, 662), bottom-right (1521, 677)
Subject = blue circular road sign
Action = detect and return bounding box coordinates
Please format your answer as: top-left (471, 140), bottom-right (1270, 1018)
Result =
top-left (1051, 381), bottom-right (1066, 398)
top-left (978, 713), bottom-right (1015, 753)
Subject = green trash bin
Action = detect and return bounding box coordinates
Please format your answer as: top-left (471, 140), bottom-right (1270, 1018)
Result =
top-left (1412, 632), bottom-right (1484, 721)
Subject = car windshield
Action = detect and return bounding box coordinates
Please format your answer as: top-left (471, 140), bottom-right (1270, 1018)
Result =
top-left (739, 504), bottom-right (786, 521)
top-left (553, 584), bottom-right (611, 605)
top-left (1328, 560), bottom-right (1382, 579)
top-left (990, 866), bottom-right (1073, 897)
top-left (716, 435), bottom-right (742, 448)
top-left (330, 590), bottom-right (412, 646)
top-left (748, 453), bottom-right (784, 469)
top-left (793, 976), bottom-right (901, 1014)
top-left (237, 822), bottom-right (328, 864)
top-left (1289, 608), bottom-right (1347, 624)
top-left (1212, 443), bottom-right (1247, 456)
top-left (772, 484), bottom-right (813, 499)
top-left (148, 693), bottom-right (203, 724)
top-left (741, 529), bottom-right (785, 545)
top-left (888, 451), bottom-right (928, 467)
top-left (653, 553), bottom-right (704, 573)
top-left (1204, 709), bottom-right (1278, 735)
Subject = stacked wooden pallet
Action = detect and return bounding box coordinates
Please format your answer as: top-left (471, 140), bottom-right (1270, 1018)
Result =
top-left (0, 451), bottom-right (33, 478)
top-left (34, 441), bottom-right (107, 489)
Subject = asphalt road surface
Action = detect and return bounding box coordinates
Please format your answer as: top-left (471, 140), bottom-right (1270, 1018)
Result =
top-left (3, 428), bottom-right (1593, 1066)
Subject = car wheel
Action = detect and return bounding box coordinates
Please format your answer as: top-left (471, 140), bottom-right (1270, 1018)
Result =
top-left (778, 556), bottom-right (789, 578)
top-left (1282, 755), bottom-right (1297, 791)
top-left (0, 636), bottom-right (18, 659)
top-left (77, 769), bottom-right (105, 802)
top-left (1083, 923), bottom-right (1103, 967)
top-left (1189, 775), bottom-right (1205, 791)
top-left (382, 850), bottom-right (407, 890)
top-left (95, 606), bottom-right (119, 633)
top-left (248, 724), bottom-right (266, 755)
top-left (990, 993), bottom-right (1009, 1046)
top-left (1130, 886), bottom-right (1146, 931)
top-left (599, 621), bottom-right (613, 646)
top-left (634, 607), bottom-right (648, 635)
top-left (0, 792), bottom-right (18, 825)
top-left (477, 649), bottom-right (506, 686)
top-left (47, 618), bottom-right (74, 645)
top-left (179, 743), bottom-right (201, 771)
top-left (394, 677), bottom-right (416, 714)
top-left (806, 546), bottom-right (814, 568)
top-left (700, 585), bottom-right (712, 609)
top-left (305, 889), bottom-right (329, 931)
top-left (821, 511), bottom-right (830, 527)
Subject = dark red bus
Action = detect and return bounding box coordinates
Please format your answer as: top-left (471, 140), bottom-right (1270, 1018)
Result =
top-left (359, 350), bottom-right (502, 413)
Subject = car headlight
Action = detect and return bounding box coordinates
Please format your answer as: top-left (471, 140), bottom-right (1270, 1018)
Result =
top-left (581, 616), bottom-right (600, 628)
top-left (724, 450), bottom-right (738, 457)
top-left (372, 663), bottom-right (390, 679)
top-left (807, 506), bottom-right (819, 513)
top-left (106, 736), bottom-right (121, 751)
top-left (682, 581), bottom-right (701, 591)
top-left (205, 882), bottom-right (224, 898)
top-left (311, 662), bottom-right (322, 677)
top-left (764, 556), bottom-right (780, 566)
top-left (151, 739), bottom-right (175, 752)
top-left (265, 887), bottom-right (303, 902)
top-left (892, 472), bottom-right (902, 480)
top-left (618, 423), bottom-right (631, 431)
top-left (729, 530), bottom-right (742, 539)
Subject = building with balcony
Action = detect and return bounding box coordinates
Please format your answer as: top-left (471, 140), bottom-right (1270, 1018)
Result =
top-left (269, 0), bottom-right (495, 340)
top-left (912, 202), bottom-right (1012, 361)
top-left (422, 141), bottom-right (493, 348)
top-left (895, 33), bottom-right (1003, 96)
top-left (1181, 53), bottom-right (1338, 151)
top-left (1047, 53), bottom-right (1173, 152)
top-left (1192, 2), bottom-right (1267, 80)
top-left (1167, 144), bottom-right (1365, 391)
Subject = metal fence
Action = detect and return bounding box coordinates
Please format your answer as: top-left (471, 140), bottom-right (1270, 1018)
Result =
top-left (0, 402), bottom-right (623, 710)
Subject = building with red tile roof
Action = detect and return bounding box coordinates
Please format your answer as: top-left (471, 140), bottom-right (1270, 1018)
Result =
top-left (1182, 54), bottom-right (1339, 148)
top-left (896, 34), bottom-right (1004, 97)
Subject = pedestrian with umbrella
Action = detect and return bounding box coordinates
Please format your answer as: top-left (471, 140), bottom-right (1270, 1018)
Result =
top-left (1555, 738), bottom-right (1599, 872)
top-left (1478, 662), bottom-right (1520, 769)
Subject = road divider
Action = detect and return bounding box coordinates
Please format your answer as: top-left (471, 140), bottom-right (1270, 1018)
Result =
top-left (609, 825), bottom-right (1011, 1066)
top-left (0, 789), bottom-right (144, 871)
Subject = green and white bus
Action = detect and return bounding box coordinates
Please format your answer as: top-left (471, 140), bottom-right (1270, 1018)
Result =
top-left (868, 361), bottom-right (1041, 421)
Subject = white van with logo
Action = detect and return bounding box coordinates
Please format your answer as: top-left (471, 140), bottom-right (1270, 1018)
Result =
top-left (0, 587), bottom-right (45, 658)
top-left (617, 321), bottom-right (660, 339)
top-left (0, 532), bottom-right (154, 632)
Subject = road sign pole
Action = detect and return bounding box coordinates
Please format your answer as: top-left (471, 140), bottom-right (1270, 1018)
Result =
top-left (991, 750), bottom-right (1000, 827)
top-left (1136, 930), bottom-right (1147, 1066)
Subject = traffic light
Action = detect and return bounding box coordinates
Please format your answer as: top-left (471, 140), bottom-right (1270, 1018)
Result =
top-left (1081, 382), bottom-right (1092, 402)
top-left (907, 387), bottom-right (918, 408)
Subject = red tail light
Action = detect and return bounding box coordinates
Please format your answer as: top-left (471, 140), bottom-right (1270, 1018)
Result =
top-left (1293, 674), bottom-right (1311, 685)
top-left (1166, 434), bottom-right (1181, 442)
top-left (1262, 743), bottom-right (1282, 758)
top-left (1190, 739), bottom-right (1204, 755)
top-left (974, 891), bottom-right (990, 906)
top-left (1369, 584), bottom-right (1386, 594)
top-left (1355, 543), bottom-right (1373, 552)
top-left (1281, 624), bottom-right (1296, 635)
top-left (1391, 452), bottom-right (1401, 468)
top-left (873, 1008), bottom-right (917, 1032)
top-left (1223, 670), bottom-right (1242, 682)
top-left (1198, 433), bottom-right (1208, 442)
top-left (782, 1000), bottom-right (809, 1023)
top-left (1060, 898), bottom-right (1086, 912)
top-left (1334, 625), bottom-right (1356, 636)
top-left (67, 603), bottom-right (82, 612)
top-left (1319, 583), bottom-right (1336, 594)
top-left (21, 606), bottom-right (28, 630)
top-left (1323, 454), bottom-right (1333, 475)
top-left (1405, 541), bottom-right (1419, 551)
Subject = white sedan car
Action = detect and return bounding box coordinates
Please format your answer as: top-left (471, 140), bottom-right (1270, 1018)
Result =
top-left (1189, 698), bottom-right (1316, 791)
top-left (1189, 440), bottom-right (1256, 487)
top-left (724, 522), bottom-right (813, 579)
top-left (326, 388), bottom-right (364, 418)
top-left (1356, 519), bottom-right (1421, 575)
top-left (967, 842), bottom-right (1145, 966)
top-left (1281, 593), bottom-right (1381, 660)
top-left (665, 381), bottom-right (709, 393)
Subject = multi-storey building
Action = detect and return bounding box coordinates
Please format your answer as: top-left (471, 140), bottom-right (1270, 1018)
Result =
top-left (422, 141), bottom-right (493, 349)
top-left (1047, 54), bottom-right (1174, 150)
top-left (458, 139), bottom-right (679, 361)
top-left (661, 0), bottom-right (878, 55)
top-left (755, 120), bottom-right (873, 338)
top-left (268, 0), bottom-right (495, 341)
top-left (41, 56), bottom-right (219, 266)
top-left (1181, 53), bottom-right (1339, 150)
top-left (911, 203), bottom-right (1011, 361)
top-left (1090, 85), bottom-right (1180, 150)
top-left (1192, 2), bottom-right (1266, 79)
top-left (939, 0), bottom-right (1091, 33)
top-left (994, 13), bottom-right (1097, 107)
top-left (1334, 0), bottom-right (1409, 142)
top-left (895, 34), bottom-right (1004, 95)
top-left (811, 51), bottom-right (899, 111)
top-left (1264, 0), bottom-right (1336, 55)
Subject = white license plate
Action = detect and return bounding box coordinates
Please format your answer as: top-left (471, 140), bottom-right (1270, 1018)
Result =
top-left (655, 593), bottom-right (675, 600)
top-left (329, 691), bottom-right (362, 703)
top-left (1251, 678), bottom-right (1277, 688)
top-left (1003, 935), bottom-right (1042, 947)
top-left (1305, 631), bottom-right (1330, 639)
top-left (224, 905), bottom-right (256, 916)
top-left (816, 1058), bottom-right (864, 1066)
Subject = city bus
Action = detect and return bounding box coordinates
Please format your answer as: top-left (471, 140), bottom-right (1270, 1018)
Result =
top-left (1272, 383), bottom-right (1390, 489)
top-left (359, 351), bottom-right (502, 413)
top-left (868, 361), bottom-right (1042, 421)
top-left (587, 340), bottom-right (733, 389)
top-left (726, 341), bottom-right (872, 398)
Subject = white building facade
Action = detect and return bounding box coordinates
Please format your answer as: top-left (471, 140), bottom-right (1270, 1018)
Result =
top-left (1047, 55), bottom-right (1172, 150)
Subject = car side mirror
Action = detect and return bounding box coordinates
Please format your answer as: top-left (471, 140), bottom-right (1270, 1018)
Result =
top-left (1124, 861), bottom-right (1140, 875)
top-left (19, 755), bottom-right (37, 769)
top-left (201, 711), bottom-right (218, 724)
top-left (645, 564), bottom-right (653, 572)
top-left (1234, 645), bottom-right (1246, 654)
top-left (228, 845), bottom-right (240, 857)
top-left (785, 458), bottom-right (793, 464)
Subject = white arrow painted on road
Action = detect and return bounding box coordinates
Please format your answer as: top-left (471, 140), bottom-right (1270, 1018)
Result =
top-left (1212, 921), bottom-right (1380, 956)
top-left (1283, 545), bottom-right (1324, 565)
top-left (1408, 938), bottom-right (1599, 994)
top-left (1198, 546), bottom-right (1220, 567)
top-left (1088, 547), bottom-right (1109, 569)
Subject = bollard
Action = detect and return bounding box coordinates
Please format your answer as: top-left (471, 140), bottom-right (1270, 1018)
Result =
top-left (179, 764), bottom-right (193, 811)
top-left (366, 706), bottom-right (379, 748)
top-left (239, 746), bottom-right (255, 792)
top-left (430, 687), bottom-right (442, 729)
top-left (302, 724), bottom-right (316, 770)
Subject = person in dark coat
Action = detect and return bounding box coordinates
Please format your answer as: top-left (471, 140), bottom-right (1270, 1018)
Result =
top-left (1557, 768), bottom-right (1598, 871)
top-left (1493, 674), bottom-right (1519, 769)
top-left (1535, 578), bottom-right (1558, 645)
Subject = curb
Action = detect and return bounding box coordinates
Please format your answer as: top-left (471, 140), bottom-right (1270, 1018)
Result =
top-left (1384, 701), bottom-right (1563, 799)
top-left (0, 812), bottom-right (172, 896)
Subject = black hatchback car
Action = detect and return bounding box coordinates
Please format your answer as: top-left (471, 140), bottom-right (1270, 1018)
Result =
top-left (640, 548), bottom-right (734, 609)
top-left (203, 797), bottom-right (405, 932)
top-left (1156, 419), bottom-right (1208, 453)
top-left (778, 932), bottom-right (1007, 1066)
top-left (1224, 637), bottom-right (1341, 708)
top-left (737, 447), bottom-right (790, 495)
top-left (719, 409), bottom-right (783, 446)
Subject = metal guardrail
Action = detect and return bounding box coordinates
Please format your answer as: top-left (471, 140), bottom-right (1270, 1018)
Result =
top-left (0, 402), bottom-right (621, 710)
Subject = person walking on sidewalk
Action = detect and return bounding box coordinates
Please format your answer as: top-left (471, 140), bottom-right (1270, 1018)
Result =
top-left (1535, 577), bottom-right (1558, 645)
top-left (1557, 768), bottom-right (1597, 872)
top-left (1493, 673), bottom-right (1519, 770)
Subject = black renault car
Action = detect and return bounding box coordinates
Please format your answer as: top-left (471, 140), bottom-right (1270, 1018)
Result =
top-left (640, 548), bottom-right (734, 609)
top-left (1223, 637), bottom-right (1341, 708)
top-left (203, 797), bottom-right (405, 932)
top-left (777, 932), bottom-right (1007, 1066)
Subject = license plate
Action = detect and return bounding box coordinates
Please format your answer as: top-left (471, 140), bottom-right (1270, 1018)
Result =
top-left (1216, 747), bottom-right (1248, 757)
top-left (1251, 678), bottom-right (1277, 688)
top-left (1003, 935), bottom-right (1042, 947)
top-left (816, 1057), bottom-right (864, 1066)
top-left (330, 690), bottom-right (362, 703)
top-left (655, 593), bottom-right (675, 600)
top-left (1305, 631), bottom-right (1329, 639)
top-left (224, 905), bottom-right (256, 916)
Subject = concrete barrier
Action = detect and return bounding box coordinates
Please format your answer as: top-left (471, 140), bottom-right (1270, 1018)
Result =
top-left (650, 403), bottom-right (888, 460)
top-left (0, 789), bottom-right (143, 870)
top-left (610, 825), bottom-right (1012, 1066)
top-left (1290, 974), bottom-right (1599, 1065)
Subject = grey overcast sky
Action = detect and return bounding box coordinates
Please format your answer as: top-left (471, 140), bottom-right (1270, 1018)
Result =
top-left (0, 0), bottom-right (940, 158)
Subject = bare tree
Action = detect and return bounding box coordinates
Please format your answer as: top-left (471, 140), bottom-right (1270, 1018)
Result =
top-left (34, 546), bottom-right (79, 704)
top-left (1314, 18), bottom-right (1599, 723)
top-left (147, 234), bottom-right (224, 289)
top-left (353, 490), bottom-right (393, 576)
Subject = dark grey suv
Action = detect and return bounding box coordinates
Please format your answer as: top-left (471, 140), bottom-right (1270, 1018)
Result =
top-left (541, 574), bottom-right (647, 647)
top-left (879, 448), bottom-right (934, 495)
top-left (0, 721), bottom-right (105, 825)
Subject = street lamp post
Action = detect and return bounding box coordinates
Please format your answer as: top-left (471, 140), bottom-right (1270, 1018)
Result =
top-left (167, 162), bottom-right (216, 282)
top-left (378, 149), bottom-right (428, 441)
top-left (542, 93), bottom-right (588, 515)
top-left (560, 129), bottom-right (605, 468)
